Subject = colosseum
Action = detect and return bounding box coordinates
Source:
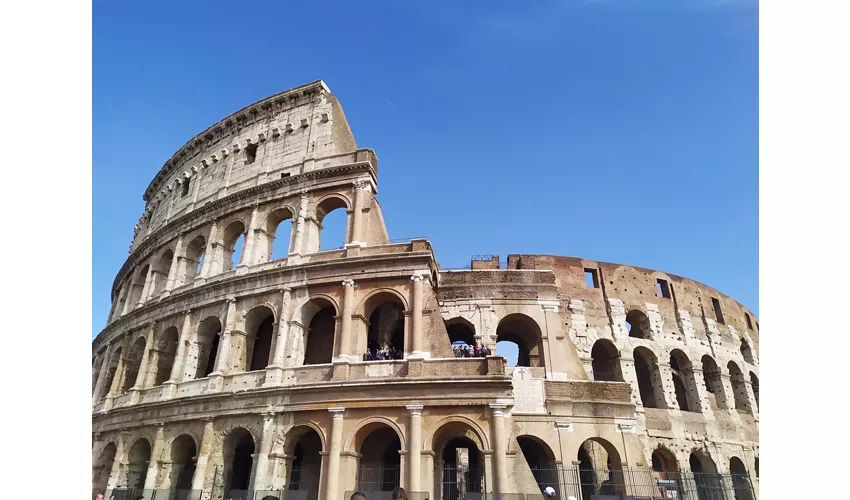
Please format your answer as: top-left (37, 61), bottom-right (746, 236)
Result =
top-left (92, 80), bottom-right (759, 500)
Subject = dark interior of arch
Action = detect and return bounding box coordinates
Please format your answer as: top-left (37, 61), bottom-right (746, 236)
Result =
top-left (197, 318), bottom-right (222, 378)
top-left (289, 429), bottom-right (322, 499)
top-left (626, 310), bottom-right (651, 339)
top-left (591, 340), bottom-right (623, 382)
top-left (155, 328), bottom-right (179, 386)
top-left (750, 372), bottom-right (759, 410)
top-left (496, 315), bottom-right (542, 367)
top-left (123, 339), bottom-right (146, 393)
top-left (518, 436), bottom-right (557, 494)
top-left (367, 302), bottom-right (405, 353)
top-left (249, 314), bottom-right (275, 371)
top-left (171, 436), bottom-right (197, 492)
top-left (669, 354), bottom-right (691, 411)
top-left (578, 446), bottom-right (598, 499)
top-left (304, 306), bottom-right (335, 365)
top-left (127, 439), bottom-right (152, 490)
top-left (93, 443), bottom-right (117, 492)
top-left (226, 431), bottom-right (255, 494)
top-left (445, 319), bottom-right (476, 346)
top-left (441, 436), bottom-right (482, 495)
top-left (358, 427), bottom-right (402, 492)
top-left (740, 340), bottom-right (754, 363)
top-left (633, 349), bottom-right (659, 408)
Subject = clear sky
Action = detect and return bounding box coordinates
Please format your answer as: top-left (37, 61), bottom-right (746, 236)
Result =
top-left (93, 0), bottom-right (758, 343)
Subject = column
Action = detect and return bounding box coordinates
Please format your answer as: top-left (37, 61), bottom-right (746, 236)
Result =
top-left (691, 366), bottom-right (715, 416)
top-left (199, 220), bottom-right (219, 279)
top-left (163, 235), bottom-right (183, 294)
top-left (490, 404), bottom-right (509, 494)
top-left (251, 412), bottom-right (277, 490)
top-left (106, 342), bottom-right (128, 401)
top-left (346, 180), bottom-right (370, 247)
top-left (409, 275), bottom-right (425, 358)
top-left (290, 193), bottom-right (309, 256)
top-left (335, 280), bottom-right (355, 362)
top-left (191, 419), bottom-right (216, 491)
top-left (407, 405), bottom-right (424, 493)
top-left (163, 311), bottom-right (192, 397)
top-left (137, 265), bottom-right (154, 306)
top-left (92, 350), bottom-right (112, 405)
top-left (131, 323), bottom-right (156, 391)
top-left (239, 205), bottom-right (260, 267)
top-left (144, 424), bottom-right (166, 489)
top-left (107, 432), bottom-right (129, 490)
top-left (208, 298), bottom-right (236, 391)
top-left (324, 407), bottom-right (345, 500)
top-left (265, 287), bottom-right (293, 386)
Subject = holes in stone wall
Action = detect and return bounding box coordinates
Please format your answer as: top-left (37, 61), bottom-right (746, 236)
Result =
top-left (244, 143), bottom-right (258, 164)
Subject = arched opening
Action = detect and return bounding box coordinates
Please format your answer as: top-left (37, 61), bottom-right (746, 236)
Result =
top-left (127, 438), bottom-right (152, 490)
top-left (729, 457), bottom-right (754, 500)
top-left (577, 438), bottom-right (625, 498)
top-left (517, 436), bottom-right (557, 494)
top-left (151, 249), bottom-right (174, 297)
top-left (221, 221), bottom-right (247, 272)
top-left (701, 355), bottom-right (728, 410)
top-left (195, 317), bottom-right (222, 379)
top-left (495, 314), bottom-right (544, 368)
top-left (728, 362), bottom-right (753, 414)
top-left (445, 317), bottom-right (476, 346)
top-left (433, 422), bottom-right (485, 500)
top-left (670, 349), bottom-right (701, 412)
top-left (626, 310), bottom-right (651, 339)
top-left (266, 207), bottom-right (294, 261)
top-left (316, 197), bottom-right (349, 252)
top-left (286, 427), bottom-right (323, 500)
top-left (633, 347), bottom-right (665, 409)
top-left (740, 339), bottom-right (755, 364)
top-left (591, 339), bottom-right (623, 381)
top-left (154, 327), bottom-right (179, 386)
top-left (183, 236), bottom-right (206, 283)
top-left (169, 435), bottom-right (197, 496)
top-left (92, 443), bottom-right (116, 491)
top-left (244, 306), bottom-right (275, 372)
top-left (651, 447), bottom-right (683, 498)
top-left (129, 265), bottom-right (149, 307)
top-left (98, 347), bottom-right (121, 402)
top-left (754, 457), bottom-right (759, 478)
top-left (299, 298), bottom-right (337, 366)
top-left (223, 428), bottom-right (255, 496)
top-left (122, 337), bottom-right (147, 393)
top-left (689, 451), bottom-right (722, 500)
top-left (363, 292), bottom-right (406, 360)
top-left (749, 372), bottom-right (759, 410)
top-left (355, 425), bottom-right (403, 493)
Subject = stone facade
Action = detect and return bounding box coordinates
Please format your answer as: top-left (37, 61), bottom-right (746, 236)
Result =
top-left (92, 80), bottom-right (759, 499)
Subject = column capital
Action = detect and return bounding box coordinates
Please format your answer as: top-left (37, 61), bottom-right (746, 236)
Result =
top-left (406, 404), bottom-right (424, 416)
top-left (226, 296), bottom-right (237, 303)
top-left (352, 179), bottom-right (371, 191)
top-left (200, 416), bottom-right (216, 424)
top-left (489, 403), bottom-right (508, 416)
top-left (263, 410), bottom-right (276, 420)
top-left (410, 275), bottom-right (425, 283)
top-left (281, 286), bottom-right (293, 294)
top-left (328, 407), bottom-right (346, 418)
top-left (342, 279), bottom-right (355, 287)
top-left (183, 309), bottom-right (192, 316)
top-left (148, 321), bottom-right (157, 329)
top-left (555, 421), bottom-right (573, 431)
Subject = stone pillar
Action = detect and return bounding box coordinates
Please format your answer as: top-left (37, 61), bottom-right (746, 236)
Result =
top-left (346, 180), bottom-right (370, 247)
top-left (106, 346), bottom-right (127, 398)
top-left (191, 419), bottom-right (216, 491)
top-left (324, 407), bottom-right (345, 500)
top-left (92, 350), bottom-right (112, 405)
top-left (107, 432), bottom-right (129, 490)
top-left (409, 275), bottom-right (426, 359)
top-left (144, 424), bottom-right (165, 489)
top-left (199, 220), bottom-right (219, 279)
top-left (122, 275), bottom-right (139, 315)
top-left (251, 412), bottom-right (277, 490)
top-left (163, 235), bottom-right (183, 295)
top-left (490, 403), bottom-right (509, 494)
top-left (163, 310), bottom-right (192, 397)
top-left (407, 405), bottom-right (423, 492)
top-left (138, 265), bottom-right (154, 306)
top-left (240, 205), bottom-right (260, 268)
top-left (129, 323), bottom-right (157, 403)
top-left (691, 366), bottom-right (715, 416)
top-left (335, 279), bottom-right (356, 362)
top-left (265, 287), bottom-right (293, 386)
top-left (208, 298), bottom-right (237, 391)
top-left (291, 192), bottom-right (309, 256)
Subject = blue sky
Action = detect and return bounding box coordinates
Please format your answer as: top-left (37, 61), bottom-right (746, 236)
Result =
top-left (93, 0), bottom-right (758, 343)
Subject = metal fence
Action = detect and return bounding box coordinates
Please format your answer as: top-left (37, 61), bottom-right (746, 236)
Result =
top-left (357, 463), bottom-right (402, 493)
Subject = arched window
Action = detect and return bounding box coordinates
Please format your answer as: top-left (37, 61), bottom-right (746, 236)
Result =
top-left (517, 436), bottom-right (558, 494)
top-left (577, 438), bottom-right (626, 498)
top-left (221, 221), bottom-right (247, 272)
top-left (154, 327), bottom-right (179, 386)
top-left (749, 372), bottom-right (759, 410)
top-left (363, 292), bottom-right (406, 358)
top-left (728, 361), bottom-right (753, 414)
top-left (444, 317), bottom-right (476, 346)
top-left (651, 447), bottom-right (683, 498)
top-left (285, 427), bottom-right (323, 494)
top-left (223, 429), bottom-right (255, 495)
top-left (127, 438), bottom-right (152, 490)
top-left (689, 451), bottom-right (722, 500)
top-left (669, 349), bottom-right (701, 412)
top-left (626, 310), bottom-right (651, 339)
top-left (151, 249), bottom-right (174, 297)
top-left (266, 207), bottom-right (294, 261)
top-left (315, 197), bottom-right (349, 252)
top-left (244, 306), bottom-right (275, 372)
top-left (355, 425), bottom-right (403, 493)
top-left (591, 339), bottom-right (623, 382)
top-left (195, 317), bottom-right (222, 379)
top-left (183, 235), bottom-right (206, 284)
top-left (297, 298), bottom-right (337, 366)
top-left (729, 457), bottom-right (754, 500)
top-left (701, 355), bottom-right (728, 410)
top-left (169, 435), bottom-right (197, 492)
top-left (92, 443), bottom-right (116, 491)
top-left (740, 339), bottom-right (755, 364)
top-left (122, 337), bottom-right (147, 393)
top-left (633, 347), bottom-right (665, 409)
top-left (433, 421), bottom-right (486, 497)
top-left (495, 314), bottom-right (544, 367)
top-left (129, 265), bottom-right (149, 307)
top-left (97, 347), bottom-right (121, 402)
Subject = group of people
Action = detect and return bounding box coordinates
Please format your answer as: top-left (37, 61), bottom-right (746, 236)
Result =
top-left (363, 345), bottom-right (404, 361)
top-left (452, 343), bottom-right (490, 358)
top-left (350, 487), bottom-right (408, 500)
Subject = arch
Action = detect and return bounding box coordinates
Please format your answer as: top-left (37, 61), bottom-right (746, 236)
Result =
top-left (577, 437), bottom-right (626, 497)
top-left (425, 415), bottom-right (490, 453)
top-left (633, 347), bottom-right (665, 409)
top-left (151, 248), bottom-right (175, 296)
top-left (669, 349), bottom-right (701, 412)
top-left (740, 339), bottom-right (755, 364)
top-left (354, 423), bottom-right (403, 493)
top-left (689, 451), bottom-right (722, 500)
top-left (223, 427), bottom-right (255, 495)
top-left (432, 418), bottom-right (488, 498)
top-left (195, 316), bottom-right (222, 378)
top-left (591, 339), bottom-right (623, 382)
top-left (183, 235), bottom-right (206, 282)
top-left (97, 346), bottom-right (122, 401)
top-left (729, 457), bottom-right (754, 500)
top-left (127, 438), bottom-right (152, 490)
top-left (517, 435), bottom-right (558, 495)
top-left (650, 446), bottom-right (682, 498)
top-left (154, 326), bottom-right (180, 386)
top-left (495, 313), bottom-right (544, 367)
top-left (243, 305), bottom-right (275, 372)
top-left (626, 309), bottom-right (652, 339)
top-left (129, 265), bottom-right (150, 306)
top-left (749, 372), bottom-right (759, 410)
top-left (169, 434), bottom-right (198, 492)
top-left (315, 195), bottom-right (350, 252)
top-left (360, 290), bottom-right (407, 358)
top-left (265, 206), bottom-right (295, 261)
top-left (701, 355), bottom-right (728, 410)
top-left (444, 317), bottom-right (476, 346)
top-left (296, 297), bottom-right (338, 366)
top-left (122, 337), bottom-right (147, 393)
top-left (221, 220), bottom-right (247, 272)
top-left (92, 442), bottom-right (116, 491)
top-left (728, 361), bottom-right (753, 414)
top-left (284, 424), bottom-right (324, 499)
top-left (344, 417), bottom-right (406, 453)
top-left (282, 422), bottom-right (328, 456)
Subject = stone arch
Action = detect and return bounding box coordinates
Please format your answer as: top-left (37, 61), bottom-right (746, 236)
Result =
top-left (223, 427), bottom-right (256, 494)
top-left (444, 317), bottom-right (476, 346)
top-left (729, 456), bottom-right (754, 500)
top-left (122, 336), bottom-right (147, 393)
top-left (517, 435), bottom-right (558, 495)
top-left (577, 437), bottom-right (626, 498)
top-left (633, 347), bottom-right (666, 409)
top-left (314, 194), bottom-right (351, 252)
top-left (669, 349), bottom-right (701, 412)
top-left (701, 355), bottom-right (728, 410)
top-left (358, 289), bottom-right (407, 357)
top-left (92, 442), bottom-right (116, 491)
top-left (195, 316), bottom-right (223, 378)
top-left (689, 450), bottom-right (722, 500)
top-left (221, 219), bottom-right (248, 272)
top-left (129, 264), bottom-right (150, 306)
top-left (281, 422), bottom-right (327, 456)
top-left (151, 247), bottom-right (175, 297)
top-left (727, 361), bottom-right (753, 414)
top-left (496, 313), bottom-right (545, 367)
top-left (650, 446), bottom-right (682, 498)
top-left (431, 417), bottom-right (489, 497)
top-left (169, 434), bottom-right (198, 491)
top-left (183, 235), bottom-right (207, 283)
top-left (292, 296), bottom-right (339, 366)
top-left (591, 339), bottom-right (623, 382)
top-left (243, 305), bottom-right (276, 372)
top-left (127, 437), bottom-right (152, 490)
top-left (749, 372), bottom-right (759, 410)
top-left (425, 415), bottom-right (490, 453)
top-left (351, 420), bottom-right (404, 493)
top-left (740, 338), bottom-right (755, 364)
top-left (97, 346), bottom-right (122, 401)
top-left (154, 326), bottom-right (180, 386)
top-left (264, 206), bottom-right (296, 261)
top-left (282, 424), bottom-right (325, 499)
top-left (626, 309), bottom-right (652, 339)
top-left (344, 416), bottom-right (406, 452)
